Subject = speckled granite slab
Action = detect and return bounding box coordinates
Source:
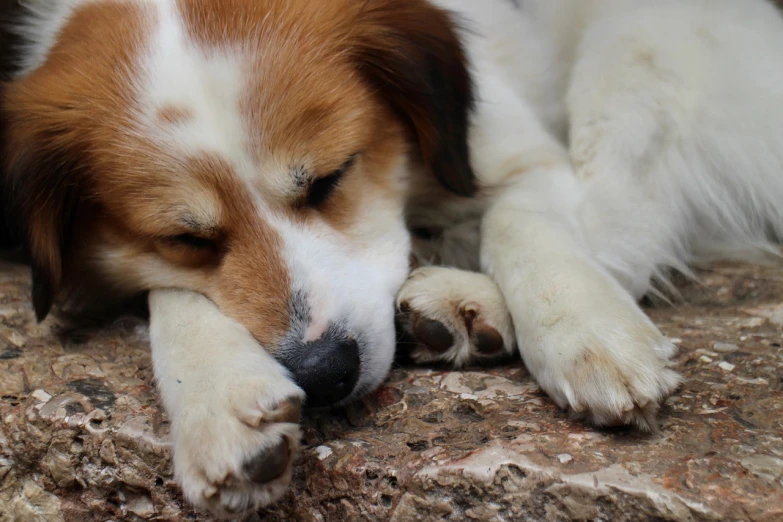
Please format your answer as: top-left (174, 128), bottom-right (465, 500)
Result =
top-left (1, 258), bottom-right (782, 521)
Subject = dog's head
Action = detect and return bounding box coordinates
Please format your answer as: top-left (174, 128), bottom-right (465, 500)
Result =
top-left (1, 0), bottom-right (474, 405)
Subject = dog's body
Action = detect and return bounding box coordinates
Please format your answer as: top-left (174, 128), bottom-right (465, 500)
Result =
top-left (3, 0), bottom-right (783, 517)
top-left (402, 0), bottom-right (783, 416)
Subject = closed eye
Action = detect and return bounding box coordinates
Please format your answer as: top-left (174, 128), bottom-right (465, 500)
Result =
top-left (306, 154), bottom-right (357, 208)
top-left (165, 233), bottom-right (218, 250)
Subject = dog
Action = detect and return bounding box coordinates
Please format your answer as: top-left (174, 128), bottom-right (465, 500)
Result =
top-left (3, 0), bottom-right (783, 518)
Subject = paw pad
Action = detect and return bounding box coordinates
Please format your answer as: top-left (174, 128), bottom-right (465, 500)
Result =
top-left (412, 315), bottom-right (454, 353)
top-left (460, 304), bottom-right (504, 355)
top-left (471, 324), bottom-right (505, 355)
top-left (396, 267), bottom-right (515, 367)
top-left (243, 437), bottom-right (291, 484)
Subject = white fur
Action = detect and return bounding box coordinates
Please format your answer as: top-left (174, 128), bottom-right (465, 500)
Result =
top-left (138, 0), bottom-right (252, 169)
top-left (268, 184), bottom-right (411, 396)
top-left (404, 0), bottom-right (783, 429)
top-left (148, 289), bottom-right (304, 519)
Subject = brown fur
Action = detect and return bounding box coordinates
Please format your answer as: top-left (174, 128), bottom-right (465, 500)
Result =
top-left (1, 0), bottom-right (475, 348)
top-left (1, 1), bottom-right (152, 318)
top-left (156, 106), bottom-right (194, 126)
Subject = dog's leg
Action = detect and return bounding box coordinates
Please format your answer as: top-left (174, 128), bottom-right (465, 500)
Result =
top-left (470, 69), bottom-right (680, 431)
top-left (563, 11), bottom-right (706, 299)
top-left (481, 168), bottom-right (680, 431)
top-left (397, 266), bottom-right (516, 367)
top-left (148, 289), bottom-right (304, 519)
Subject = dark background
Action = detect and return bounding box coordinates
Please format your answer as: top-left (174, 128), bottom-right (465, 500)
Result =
top-left (0, 0), bottom-right (19, 81)
top-left (0, 0), bottom-right (20, 248)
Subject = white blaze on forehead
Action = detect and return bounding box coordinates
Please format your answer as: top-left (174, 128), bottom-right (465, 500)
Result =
top-left (136, 0), bottom-right (267, 182)
top-left (135, 0), bottom-right (317, 201)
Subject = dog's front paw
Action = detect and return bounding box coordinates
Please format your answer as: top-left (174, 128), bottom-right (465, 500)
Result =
top-left (535, 311), bottom-right (681, 433)
top-left (396, 266), bottom-right (516, 367)
top-left (171, 368), bottom-right (304, 519)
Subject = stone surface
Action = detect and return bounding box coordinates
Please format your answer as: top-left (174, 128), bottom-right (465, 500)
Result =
top-left (0, 257), bottom-right (782, 521)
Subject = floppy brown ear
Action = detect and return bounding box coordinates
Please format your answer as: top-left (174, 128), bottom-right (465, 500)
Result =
top-left (1, 105), bottom-right (87, 321)
top-left (352, 0), bottom-right (476, 197)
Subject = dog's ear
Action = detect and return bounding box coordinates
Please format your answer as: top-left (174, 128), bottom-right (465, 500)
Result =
top-left (1, 101), bottom-right (87, 321)
top-left (352, 0), bottom-right (476, 197)
top-left (0, 3), bottom-right (74, 320)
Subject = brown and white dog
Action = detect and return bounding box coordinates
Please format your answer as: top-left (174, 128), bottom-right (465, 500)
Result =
top-left (3, 0), bottom-right (783, 518)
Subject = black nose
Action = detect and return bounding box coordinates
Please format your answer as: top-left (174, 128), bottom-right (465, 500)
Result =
top-left (282, 337), bottom-right (361, 408)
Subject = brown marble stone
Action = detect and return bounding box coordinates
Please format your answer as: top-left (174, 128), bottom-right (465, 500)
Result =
top-left (0, 257), bottom-right (782, 521)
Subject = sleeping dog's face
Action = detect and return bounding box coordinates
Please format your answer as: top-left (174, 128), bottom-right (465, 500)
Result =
top-left (1, 0), bottom-right (475, 406)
